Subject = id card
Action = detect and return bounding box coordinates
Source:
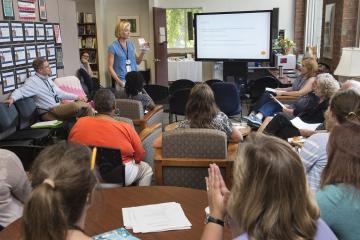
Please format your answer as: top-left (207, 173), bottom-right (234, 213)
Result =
top-left (126, 64), bottom-right (132, 73)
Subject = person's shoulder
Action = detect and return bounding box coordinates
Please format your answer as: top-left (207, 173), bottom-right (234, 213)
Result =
top-left (317, 184), bottom-right (350, 204)
top-left (308, 132), bottom-right (329, 142)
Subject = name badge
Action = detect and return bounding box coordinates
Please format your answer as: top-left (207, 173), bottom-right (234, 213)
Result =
top-left (126, 59), bottom-right (131, 65)
top-left (126, 64), bottom-right (132, 73)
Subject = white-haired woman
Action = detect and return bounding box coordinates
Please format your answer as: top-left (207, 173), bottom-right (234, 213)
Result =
top-left (264, 73), bottom-right (340, 140)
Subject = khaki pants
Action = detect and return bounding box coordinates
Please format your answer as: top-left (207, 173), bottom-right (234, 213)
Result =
top-left (42, 101), bottom-right (94, 121)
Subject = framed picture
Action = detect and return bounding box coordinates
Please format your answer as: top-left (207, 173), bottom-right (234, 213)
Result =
top-left (23, 23), bottom-right (35, 42)
top-left (36, 44), bottom-right (46, 58)
top-left (1, 70), bottom-right (16, 93)
top-left (2, 0), bottom-right (14, 19)
top-left (53, 24), bottom-right (62, 44)
top-left (38, 0), bottom-right (47, 21)
top-left (25, 45), bottom-right (37, 64)
top-left (0, 21), bottom-right (11, 43)
top-left (35, 23), bottom-right (45, 41)
top-left (46, 43), bottom-right (55, 60)
top-left (117, 16), bottom-right (140, 36)
top-left (55, 46), bottom-right (64, 69)
top-left (45, 24), bottom-right (54, 41)
top-left (27, 66), bottom-right (35, 77)
top-left (323, 3), bottom-right (335, 59)
top-left (14, 46), bottom-right (27, 66)
top-left (10, 22), bottom-right (24, 42)
top-left (15, 68), bottom-right (28, 88)
top-left (0, 47), bottom-right (14, 68)
top-left (49, 62), bottom-right (57, 81)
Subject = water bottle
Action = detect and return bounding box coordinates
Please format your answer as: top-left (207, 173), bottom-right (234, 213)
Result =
top-left (279, 65), bottom-right (283, 78)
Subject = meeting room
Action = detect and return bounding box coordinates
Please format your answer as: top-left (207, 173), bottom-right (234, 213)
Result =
top-left (0, 0), bottom-right (360, 239)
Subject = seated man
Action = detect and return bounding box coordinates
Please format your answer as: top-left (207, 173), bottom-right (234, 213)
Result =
top-left (68, 89), bottom-right (153, 186)
top-left (4, 57), bottom-right (93, 121)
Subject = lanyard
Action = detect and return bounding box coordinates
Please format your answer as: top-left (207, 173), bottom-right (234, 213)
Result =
top-left (119, 41), bottom-right (129, 60)
top-left (38, 74), bottom-right (60, 103)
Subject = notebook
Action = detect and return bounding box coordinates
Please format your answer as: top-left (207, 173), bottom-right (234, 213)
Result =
top-left (30, 120), bottom-right (63, 128)
top-left (92, 227), bottom-right (139, 240)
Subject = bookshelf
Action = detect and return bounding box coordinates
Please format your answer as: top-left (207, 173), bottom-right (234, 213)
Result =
top-left (77, 12), bottom-right (98, 79)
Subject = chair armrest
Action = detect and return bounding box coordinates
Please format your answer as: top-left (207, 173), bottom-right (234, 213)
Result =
top-left (228, 142), bottom-right (239, 161)
top-left (276, 95), bottom-right (300, 101)
top-left (144, 105), bottom-right (164, 121)
top-left (139, 123), bottom-right (161, 141)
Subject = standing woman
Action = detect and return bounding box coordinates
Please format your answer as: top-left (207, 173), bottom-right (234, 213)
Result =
top-left (108, 21), bottom-right (148, 90)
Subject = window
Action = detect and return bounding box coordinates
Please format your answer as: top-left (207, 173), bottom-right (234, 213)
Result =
top-left (166, 8), bottom-right (202, 49)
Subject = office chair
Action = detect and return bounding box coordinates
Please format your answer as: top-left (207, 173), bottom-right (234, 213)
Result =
top-left (168, 79), bottom-right (195, 96)
top-left (168, 88), bottom-right (191, 123)
top-left (211, 82), bottom-right (242, 117)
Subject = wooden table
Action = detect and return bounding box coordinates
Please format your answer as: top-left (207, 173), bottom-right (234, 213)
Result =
top-left (0, 186), bottom-right (232, 240)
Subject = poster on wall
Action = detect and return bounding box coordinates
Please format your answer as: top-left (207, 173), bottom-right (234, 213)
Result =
top-left (2, 0), bottom-right (15, 20)
top-left (0, 22), bottom-right (11, 43)
top-left (15, 68), bottom-right (28, 88)
top-left (1, 70), bottom-right (16, 93)
top-left (46, 43), bottom-right (55, 60)
top-left (0, 47), bottom-right (14, 68)
top-left (26, 45), bottom-right (36, 64)
top-left (38, 0), bottom-right (47, 21)
top-left (36, 44), bottom-right (46, 58)
top-left (54, 24), bottom-right (62, 44)
top-left (49, 62), bottom-right (57, 81)
top-left (27, 66), bottom-right (35, 77)
top-left (14, 46), bottom-right (27, 65)
top-left (23, 22), bottom-right (35, 41)
top-left (35, 23), bottom-right (45, 41)
top-left (45, 24), bottom-right (54, 41)
top-left (10, 22), bottom-right (24, 42)
top-left (55, 47), bottom-right (63, 69)
top-left (18, 0), bottom-right (36, 20)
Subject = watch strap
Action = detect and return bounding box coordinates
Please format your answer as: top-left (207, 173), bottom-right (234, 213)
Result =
top-left (207, 215), bottom-right (225, 227)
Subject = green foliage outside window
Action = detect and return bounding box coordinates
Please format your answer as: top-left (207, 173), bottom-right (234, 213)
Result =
top-left (166, 8), bottom-right (202, 49)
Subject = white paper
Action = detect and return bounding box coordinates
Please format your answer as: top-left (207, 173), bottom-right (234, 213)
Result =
top-left (122, 202), bottom-right (191, 233)
top-left (2, 71), bottom-right (15, 92)
top-left (0, 23), bottom-right (11, 43)
top-left (37, 45), bottom-right (47, 58)
top-left (16, 69), bottom-right (27, 86)
top-left (14, 47), bottom-right (26, 65)
top-left (26, 46), bottom-right (37, 63)
top-left (0, 47), bottom-right (14, 67)
top-left (290, 117), bottom-right (321, 131)
top-left (11, 23), bottom-right (24, 41)
top-left (24, 23), bottom-right (35, 41)
top-left (31, 120), bottom-right (62, 128)
top-left (36, 24), bottom-right (45, 41)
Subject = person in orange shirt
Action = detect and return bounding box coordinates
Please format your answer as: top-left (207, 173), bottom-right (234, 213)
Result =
top-left (68, 89), bottom-right (153, 186)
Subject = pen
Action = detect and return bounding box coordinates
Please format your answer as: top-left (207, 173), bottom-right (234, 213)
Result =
top-left (91, 147), bottom-right (97, 170)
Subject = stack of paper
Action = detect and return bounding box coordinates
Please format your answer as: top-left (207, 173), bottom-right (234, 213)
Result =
top-left (290, 117), bottom-right (321, 131)
top-left (122, 202), bottom-right (192, 233)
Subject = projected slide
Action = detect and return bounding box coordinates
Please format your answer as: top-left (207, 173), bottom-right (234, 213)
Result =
top-left (195, 11), bottom-right (271, 60)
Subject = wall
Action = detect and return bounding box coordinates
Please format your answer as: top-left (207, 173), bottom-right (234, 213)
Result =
top-left (0, 0), bottom-right (79, 100)
top-left (154, 0), bottom-right (296, 82)
top-left (96, 0), bottom-right (151, 86)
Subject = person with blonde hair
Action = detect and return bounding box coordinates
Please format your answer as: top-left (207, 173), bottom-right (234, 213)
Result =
top-left (108, 21), bottom-right (149, 90)
top-left (22, 142), bottom-right (97, 240)
top-left (247, 58), bottom-right (319, 127)
top-left (201, 133), bottom-right (336, 240)
top-left (263, 73), bottom-right (340, 139)
top-left (316, 90), bottom-right (360, 240)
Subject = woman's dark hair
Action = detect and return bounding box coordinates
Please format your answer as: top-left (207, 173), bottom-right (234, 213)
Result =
top-left (321, 122), bottom-right (360, 189)
top-left (125, 71), bottom-right (144, 97)
top-left (94, 89), bottom-right (116, 114)
top-left (22, 142), bottom-right (97, 240)
top-left (330, 89), bottom-right (360, 124)
top-left (185, 83), bottom-right (218, 128)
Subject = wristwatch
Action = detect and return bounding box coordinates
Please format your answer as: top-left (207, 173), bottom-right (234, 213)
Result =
top-left (205, 215), bottom-right (225, 227)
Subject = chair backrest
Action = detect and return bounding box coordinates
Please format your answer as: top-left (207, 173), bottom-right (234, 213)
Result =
top-left (143, 84), bottom-right (169, 104)
top-left (0, 145), bottom-right (44, 171)
top-left (113, 116), bottom-right (134, 127)
top-left (248, 76), bottom-right (279, 102)
top-left (54, 76), bottom-right (87, 100)
top-left (169, 88), bottom-right (191, 116)
top-left (0, 103), bottom-right (18, 140)
top-left (140, 123), bottom-right (162, 169)
top-left (90, 146), bottom-right (125, 185)
top-left (14, 97), bottom-right (39, 130)
top-left (211, 82), bottom-right (241, 116)
top-left (169, 79), bottom-right (195, 95)
top-left (205, 79), bottom-right (223, 87)
top-left (115, 99), bottom-right (144, 119)
top-left (162, 128), bottom-right (227, 159)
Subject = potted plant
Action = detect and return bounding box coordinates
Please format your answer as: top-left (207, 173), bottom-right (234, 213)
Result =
top-left (273, 37), bottom-right (296, 55)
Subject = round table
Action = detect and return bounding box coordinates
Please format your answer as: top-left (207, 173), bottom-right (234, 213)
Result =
top-left (0, 186), bottom-right (232, 240)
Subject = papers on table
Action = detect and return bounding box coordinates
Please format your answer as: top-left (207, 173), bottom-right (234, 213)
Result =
top-left (290, 117), bottom-right (321, 131)
top-left (122, 202), bottom-right (192, 233)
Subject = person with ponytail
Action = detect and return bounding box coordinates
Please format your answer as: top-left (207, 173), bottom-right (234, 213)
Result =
top-left (316, 89), bottom-right (360, 240)
top-left (22, 142), bottom-right (97, 240)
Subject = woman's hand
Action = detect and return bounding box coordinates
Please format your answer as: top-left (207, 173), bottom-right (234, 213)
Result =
top-left (205, 164), bottom-right (230, 220)
top-left (282, 106), bottom-right (294, 115)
